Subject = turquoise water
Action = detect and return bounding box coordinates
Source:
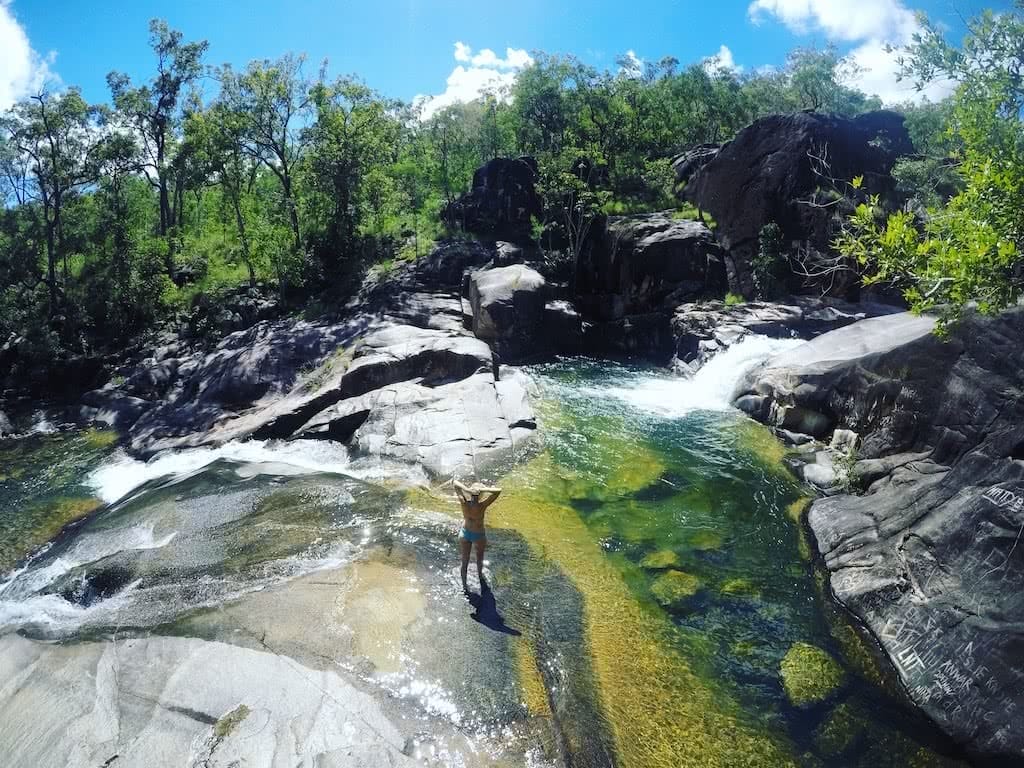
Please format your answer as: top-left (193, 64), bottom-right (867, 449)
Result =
top-left (0, 345), bottom-right (968, 766)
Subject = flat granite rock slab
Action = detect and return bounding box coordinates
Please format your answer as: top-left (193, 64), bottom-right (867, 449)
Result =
top-left (0, 634), bottom-right (417, 768)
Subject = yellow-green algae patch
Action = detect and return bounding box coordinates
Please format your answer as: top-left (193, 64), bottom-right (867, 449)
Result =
top-left (491, 452), bottom-right (797, 768)
top-left (786, 496), bottom-right (813, 524)
top-left (813, 702), bottom-right (869, 757)
top-left (214, 704), bottom-right (251, 739)
top-left (688, 529), bottom-right (724, 551)
top-left (650, 570), bottom-right (702, 606)
top-left (720, 578), bottom-right (761, 599)
top-left (640, 549), bottom-right (681, 570)
top-left (780, 642), bottom-right (846, 707)
top-left (81, 427), bottom-right (119, 450)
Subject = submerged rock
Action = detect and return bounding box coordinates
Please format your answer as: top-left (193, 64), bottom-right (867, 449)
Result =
top-left (780, 642), bottom-right (845, 707)
top-left (650, 570), bottom-right (702, 606)
top-left (640, 550), bottom-right (682, 570)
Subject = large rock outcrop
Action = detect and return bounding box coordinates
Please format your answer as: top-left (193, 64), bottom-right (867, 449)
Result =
top-left (72, 239), bottom-right (540, 479)
top-left (581, 213), bottom-right (727, 313)
top-left (444, 157), bottom-right (543, 245)
top-left (467, 264), bottom-right (549, 360)
top-left (687, 111), bottom-right (914, 297)
top-left (734, 309), bottom-right (1024, 760)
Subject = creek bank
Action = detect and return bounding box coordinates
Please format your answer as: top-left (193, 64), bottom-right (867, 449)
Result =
top-left (65, 241), bottom-right (541, 479)
top-left (734, 308), bottom-right (1024, 761)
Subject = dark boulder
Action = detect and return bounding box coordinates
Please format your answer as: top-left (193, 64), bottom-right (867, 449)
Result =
top-left (444, 157), bottom-right (543, 245)
top-left (412, 240), bottom-right (494, 287)
top-left (687, 111), bottom-right (914, 297)
top-left (735, 309), bottom-right (1024, 760)
top-left (581, 213), bottom-right (727, 313)
top-left (671, 143), bottom-right (720, 189)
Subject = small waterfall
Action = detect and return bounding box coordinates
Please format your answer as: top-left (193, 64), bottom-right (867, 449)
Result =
top-left (602, 335), bottom-right (804, 417)
top-left (87, 439), bottom-right (355, 503)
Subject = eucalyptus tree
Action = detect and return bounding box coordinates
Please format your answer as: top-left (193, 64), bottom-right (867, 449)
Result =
top-left (0, 88), bottom-right (105, 314)
top-left (304, 76), bottom-right (402, 275)
top-left (220, 54), bottom-right (312, 255)
top-left (106, 19), bottom-right (208, 241)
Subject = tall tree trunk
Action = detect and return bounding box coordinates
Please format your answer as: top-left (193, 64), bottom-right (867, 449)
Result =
top-left (281, 173), bottom-right (301, 254)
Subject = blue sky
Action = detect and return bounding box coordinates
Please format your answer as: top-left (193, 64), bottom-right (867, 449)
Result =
top-left (0, 0), bottom-right (1011, 112)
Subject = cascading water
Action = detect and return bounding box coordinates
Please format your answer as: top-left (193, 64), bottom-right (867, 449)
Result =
top-left (0, 336), bottom-right (965, 768)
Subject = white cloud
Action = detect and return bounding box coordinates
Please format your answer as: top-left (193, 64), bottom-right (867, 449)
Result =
top-left (703, 45), bottom-right (743, 75)
top-left (748, 0), bottom-right (955, 104)
top-left (0, 0), bottom-right (55, 109)
top-left (619, 50), bottom-right (645, 78)
top-left (845, 38), bottom-right (956, 104)
top-left (748, 0), bottom-right (917, 42)
top-left (415, 42), bottom-right (533, 120)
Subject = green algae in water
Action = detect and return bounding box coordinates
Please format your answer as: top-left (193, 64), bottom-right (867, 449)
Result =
top-left (0, 431), bottom-right (115, 572)
top-left (522, 359), bottom-right (960, 767)
top-left (650, 570), bottom-right (702, 606)
top-left (780, 642), bottom-right (846, 707)
top-left (720, 578), bottom-right (761, 599)
top-left (640, 549), bottom-right (681, 570)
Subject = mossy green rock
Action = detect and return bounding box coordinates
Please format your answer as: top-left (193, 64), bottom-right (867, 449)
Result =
top-left (813, 702), bottom-right (868, 757)
top-left (720, 578), bottom-right (760, 598)
top-left (640, 550), bottom-right (681, 570)
top-left (650, 570), bottom-right (701, 606)
top-left (687, 529), bottom-right (724, 551)
top-left (780, 642), bottom-right (846, 707)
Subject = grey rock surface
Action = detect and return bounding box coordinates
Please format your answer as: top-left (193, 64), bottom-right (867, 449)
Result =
top-left (673, 296), bottom-right (903, 369)
top-left (0, 633), bottom-right (417, 768)
top-left (735, 308), bottom-right (1024, 759)
top-left (468, 264), bottom-right (549, 360)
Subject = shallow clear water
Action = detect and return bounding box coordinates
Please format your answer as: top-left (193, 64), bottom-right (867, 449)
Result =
top-left (0, 338), bottom-right (967, 767)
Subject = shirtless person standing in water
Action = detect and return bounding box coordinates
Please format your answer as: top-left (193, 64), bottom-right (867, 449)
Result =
top-left (454, 480), bottom-right (501, 592)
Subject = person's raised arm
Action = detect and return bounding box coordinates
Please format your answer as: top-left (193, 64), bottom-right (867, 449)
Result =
top-left (480, 488), bottom-right (502, 510)
top-left (453, 480), bottom-right (470, 502)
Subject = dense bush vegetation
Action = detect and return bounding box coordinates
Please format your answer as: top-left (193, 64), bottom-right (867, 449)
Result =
top-left (1, 6), bottom-right (1019, 374)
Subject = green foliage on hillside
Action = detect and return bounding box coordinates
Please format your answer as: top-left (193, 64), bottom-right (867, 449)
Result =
top-left (837, 2), bottom-right (1024, 328)
top-left (1, 11), bottom-right (1009, 378)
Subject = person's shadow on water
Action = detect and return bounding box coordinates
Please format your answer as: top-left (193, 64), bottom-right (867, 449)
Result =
top-left (466, 583), bottom-right (521, 636)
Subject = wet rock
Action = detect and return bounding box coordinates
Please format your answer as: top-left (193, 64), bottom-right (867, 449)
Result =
top-left (584, 312), bottom-right (675, 362)
top-left (780, 642), bottom-right (845, 708)
top-left (739, 308), bottom-right (1024, 759)
top-left (0, 409), bottom-right (13, 437)
top-left (672, 296), bottom-right (902, 369)
top-left (80, 389), bottom-right (151, 431)
top-left (640, 550), bottom-right (682, 570)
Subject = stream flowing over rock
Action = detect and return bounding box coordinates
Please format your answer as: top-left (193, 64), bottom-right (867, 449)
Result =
top-left (734, 309), bottom-right (1024, 760)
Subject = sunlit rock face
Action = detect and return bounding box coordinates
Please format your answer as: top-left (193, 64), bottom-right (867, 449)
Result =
top-left (737, 308), bottom-right (1024, 760)
top-left (687, 110), bottom-right (914, 298)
